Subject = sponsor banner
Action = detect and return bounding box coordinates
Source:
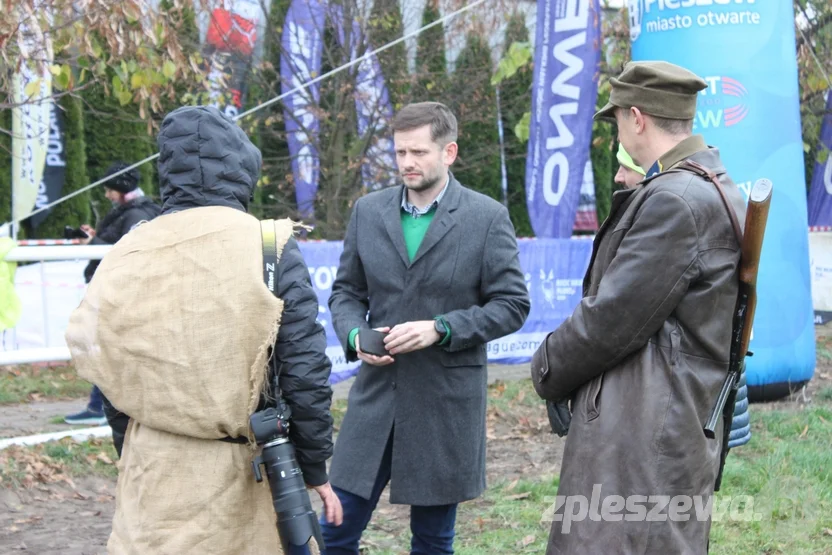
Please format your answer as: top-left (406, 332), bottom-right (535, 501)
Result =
top-left (526, 0), bottom-right (602, 238)
top-left (329, 3), bottom-right (398, 191)
top-left (573, 160), bottom-right (598, 232)
top-left (200, 0), bottom-right (267, 120)
top-left (6, 239), bottom-right (593, 384)
top-left (281, 0), bottom-right (326, 219)
top-left (628, 0), bottom-right (816, 387)
top-left (281, 0), bottom-right (397, 220)
top-left (11, 4), bottom-right (53, 225)
top-left (293, 237), bottom-right (593, 381)
top-left (809, 231), bottom-right (832, 325)
top-left (28, 101), bottom-right (67, 230)
top-left (807, 91), bottom-right (832, 227)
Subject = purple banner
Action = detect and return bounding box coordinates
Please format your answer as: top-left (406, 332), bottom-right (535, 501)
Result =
top-left (808, 91), bottom-right (832, 227)
top-left (525, 0), bottom-right (601, 238)
top-left (330, 4), bottom-right (398, 191)
top-left (281, 0), bottom-right (397, 221)
top-left (281, 0), bottom-right (326, 219)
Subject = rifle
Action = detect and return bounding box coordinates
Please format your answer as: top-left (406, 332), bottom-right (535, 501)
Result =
top-left (703, 177), bottom-right (773, 492)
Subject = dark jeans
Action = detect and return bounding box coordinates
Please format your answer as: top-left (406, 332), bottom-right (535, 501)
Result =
top-left (319, 429), bottom-right (458, 555)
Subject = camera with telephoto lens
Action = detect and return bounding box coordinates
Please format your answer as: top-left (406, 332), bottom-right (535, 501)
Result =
top-left (250, 397), bottom-right (325, 553)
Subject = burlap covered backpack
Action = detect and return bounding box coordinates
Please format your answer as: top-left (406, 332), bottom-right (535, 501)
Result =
top-left (66, 205), bottom-right (311, 554)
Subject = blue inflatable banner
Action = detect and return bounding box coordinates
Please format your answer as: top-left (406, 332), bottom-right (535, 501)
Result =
top-left (297, 238), bottom-right (593, 384)
top-left (526, 0), bottom-right (602, 238)
top-left (627, 0), bottom-right (816, 394)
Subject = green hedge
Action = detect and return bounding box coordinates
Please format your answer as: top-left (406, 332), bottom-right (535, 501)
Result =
top-left (450, 33), bottom-right (502, 204)
top-left (500, 13), bottom-right (534, 237)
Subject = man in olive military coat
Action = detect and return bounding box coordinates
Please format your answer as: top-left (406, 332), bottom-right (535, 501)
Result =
top-left (531, 61), bottom-right (747, 554)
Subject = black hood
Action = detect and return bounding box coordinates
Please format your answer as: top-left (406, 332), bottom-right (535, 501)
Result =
top-left (156, 105), bottom-right (262, 214)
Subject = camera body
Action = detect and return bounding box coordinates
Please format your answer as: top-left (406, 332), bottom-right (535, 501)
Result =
top-left (250, 398), bottom-right (325, 553)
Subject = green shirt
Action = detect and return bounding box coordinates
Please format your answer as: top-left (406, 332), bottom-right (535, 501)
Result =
top-left (347, 199), bottom-right (451, 351)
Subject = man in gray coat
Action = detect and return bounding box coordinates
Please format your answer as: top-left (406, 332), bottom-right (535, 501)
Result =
top-left (324, 101), bottom-right (530, 554)
top-left (531, 62), bottom-right (747, 554)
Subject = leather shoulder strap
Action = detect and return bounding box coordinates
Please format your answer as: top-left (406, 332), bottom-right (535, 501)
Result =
top-left (660, 159), bottom-right (743, 246)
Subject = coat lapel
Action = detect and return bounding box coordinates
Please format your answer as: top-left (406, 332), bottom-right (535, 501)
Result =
top-left (408, 177), bottom-right (460, 267)
top-left (381, 186), bottom-right (411, 267)
top-left (582, 187), bottom-right (637, 294)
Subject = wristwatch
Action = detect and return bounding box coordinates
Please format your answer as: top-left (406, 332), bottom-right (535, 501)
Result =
top-left (434, 317), bottom-right (449, 343)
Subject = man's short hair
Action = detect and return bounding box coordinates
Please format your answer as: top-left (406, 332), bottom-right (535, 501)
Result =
top-left (617, 107), bottom-right (694, 136)
top-left (649, 115), bottom-right (694, 135)
top-left (392, 102), bottom-right (458, 146)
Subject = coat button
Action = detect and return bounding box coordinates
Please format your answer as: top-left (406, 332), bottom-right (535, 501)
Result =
top-left (391, 381), bottom-right (397, 390)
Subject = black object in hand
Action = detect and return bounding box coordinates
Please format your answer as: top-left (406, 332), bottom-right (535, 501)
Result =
top-left (359, 329), bottom-right (389, 357)
top-left (64, 226), bottom-right (89, 240)
top-left (546, 399), bottom-right (571, 437)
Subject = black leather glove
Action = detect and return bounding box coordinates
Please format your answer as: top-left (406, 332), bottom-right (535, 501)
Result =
top-left (546, 398), bottom-right (571, 437)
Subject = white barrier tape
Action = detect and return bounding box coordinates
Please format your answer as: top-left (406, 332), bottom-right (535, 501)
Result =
top-left (5, 244), bottom-right (112, 262)
top-left (0, 347), bottom-right (72, 366)
top-left (16, 280), bottom-right (87, 289)
top-left (0, 426), bottom-right (112, 451)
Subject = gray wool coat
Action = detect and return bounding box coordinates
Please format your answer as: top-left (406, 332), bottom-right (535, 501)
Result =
top-left (328, 175), bottom-right (530, 506)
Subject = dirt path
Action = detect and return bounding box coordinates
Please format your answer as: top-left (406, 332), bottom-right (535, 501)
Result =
top-left (0, 364), bottom-right (533, 440)
top-left (0, 400), bottom-right (92, 439)
top-left (0, 364), bottom-right (554, 554)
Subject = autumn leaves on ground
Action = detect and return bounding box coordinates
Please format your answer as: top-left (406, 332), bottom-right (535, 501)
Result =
top-left (2, 343), bottom-right (832, 554)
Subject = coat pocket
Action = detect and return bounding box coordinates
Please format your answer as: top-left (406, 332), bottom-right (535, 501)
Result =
top-left (585, 373), bottom-right (605, 421)
top-left (440, 344), bottom-right (486, 368)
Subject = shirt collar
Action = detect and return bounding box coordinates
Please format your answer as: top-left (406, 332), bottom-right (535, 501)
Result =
top-left (645, 135), bottom-right (708, 178)
top-left (401, 175), bottom-right (450, 218)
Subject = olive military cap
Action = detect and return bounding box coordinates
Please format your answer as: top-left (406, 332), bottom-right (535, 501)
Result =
top-left (594, 61), bottom-right (707, 122)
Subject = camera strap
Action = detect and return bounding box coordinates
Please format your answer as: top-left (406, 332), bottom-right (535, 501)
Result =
top-left (260, 219), bottom-right (282, 296)
top-left (219, 220), bottom-right (286, 445)
top-left (260, 219), bottom-right (285, 393)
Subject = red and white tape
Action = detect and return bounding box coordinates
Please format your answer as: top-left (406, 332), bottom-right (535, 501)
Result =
top-left (15, 239), bottom-right (83, 246)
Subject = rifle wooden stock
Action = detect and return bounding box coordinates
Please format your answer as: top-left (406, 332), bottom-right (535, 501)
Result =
top-left (704, 178), bottom-right (773, 441)
top-left (737, 178), bottom-right (773, 358)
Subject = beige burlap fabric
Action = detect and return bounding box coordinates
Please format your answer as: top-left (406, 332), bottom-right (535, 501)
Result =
top-left (65, 206), bottom-right (311, 554)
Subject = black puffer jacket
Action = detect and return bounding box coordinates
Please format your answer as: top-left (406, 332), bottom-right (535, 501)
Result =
top-left (84, 197), bottom-right (162, 283)
top-left (156, 105), bottom-right (334, 486)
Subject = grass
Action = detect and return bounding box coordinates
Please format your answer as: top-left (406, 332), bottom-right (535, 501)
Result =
top-left (0, 363), bottom-right (92, 404)
top-left (0, 437), bottom-right (118, 489)
top-left (359, 393), bottom-right (832, 554)
top-left (1, 371), bottom-right (830, 553)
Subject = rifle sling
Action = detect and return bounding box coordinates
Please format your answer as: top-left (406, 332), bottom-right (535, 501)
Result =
top-left (663, 159), bottom-right (744, 246)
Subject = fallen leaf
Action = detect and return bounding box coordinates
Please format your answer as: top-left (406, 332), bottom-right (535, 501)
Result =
top-left (799, 424), bottom-right (809, 439)
top-left (97, 453), bottom-right (113, 465)
top-left (515, 390), bottom-right (526, 403)
top-left (504, 479), bottom-right (520, 492)
top-left (823, 528), bottom-right (832, 537)
top-left (818, 416), bottom-right (827, 424)
top-left (517, 534), bottom-right (535, 547)
top-left (8, 525), bottom-right (19, 532)
top-left (506, 492), bottom-right (531, 500)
